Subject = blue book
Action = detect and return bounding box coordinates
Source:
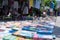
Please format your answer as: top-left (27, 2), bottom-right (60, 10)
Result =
top-left (43, 25), bottom-right (54, 29)
top-left (19, 30), bottom-right (34, 38)
top-left (22, 26), bottom-right (36, 32)
top-left (9, 29), bottom-right (18, 34)
top-left (36, 27), bottom-right (53, 34)
top-left (37, 34), bottom-right (56, 39)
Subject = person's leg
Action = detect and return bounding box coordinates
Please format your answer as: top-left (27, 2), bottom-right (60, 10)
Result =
top-left (30, 13), bottom-right (32, 16)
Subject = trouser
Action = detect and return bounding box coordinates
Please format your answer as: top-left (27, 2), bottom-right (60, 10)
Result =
top-left (33, 8), bottom-right (41, 17)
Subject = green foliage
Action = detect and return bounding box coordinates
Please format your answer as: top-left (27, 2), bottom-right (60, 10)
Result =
top-left (43, 0), bottom-right (57, 8)
top-left (44, 0), bottom-right (50, 6)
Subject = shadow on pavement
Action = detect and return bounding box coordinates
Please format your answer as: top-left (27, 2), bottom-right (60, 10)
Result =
top-left (54, 26), bottom-right (60, 38)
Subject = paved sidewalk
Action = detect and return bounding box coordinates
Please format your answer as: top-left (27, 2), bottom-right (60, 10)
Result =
top-left (54, 16), bottom-right (60, 40)
top-left (55, 16), bottom-right (60, 27)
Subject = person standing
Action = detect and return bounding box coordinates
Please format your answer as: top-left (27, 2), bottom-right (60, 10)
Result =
top-left (50, 0), bottom-right (54, 9)
top-left (57, 7), bottom-right (60, 16)
top-left (8, 0), bottom-right (14, 9)
top-left (34, 0), bottom-right (41, 17)
top-left (49, 8), bottom-right (56, 21)
top-left (23, 3), bottom-right (28, 16)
